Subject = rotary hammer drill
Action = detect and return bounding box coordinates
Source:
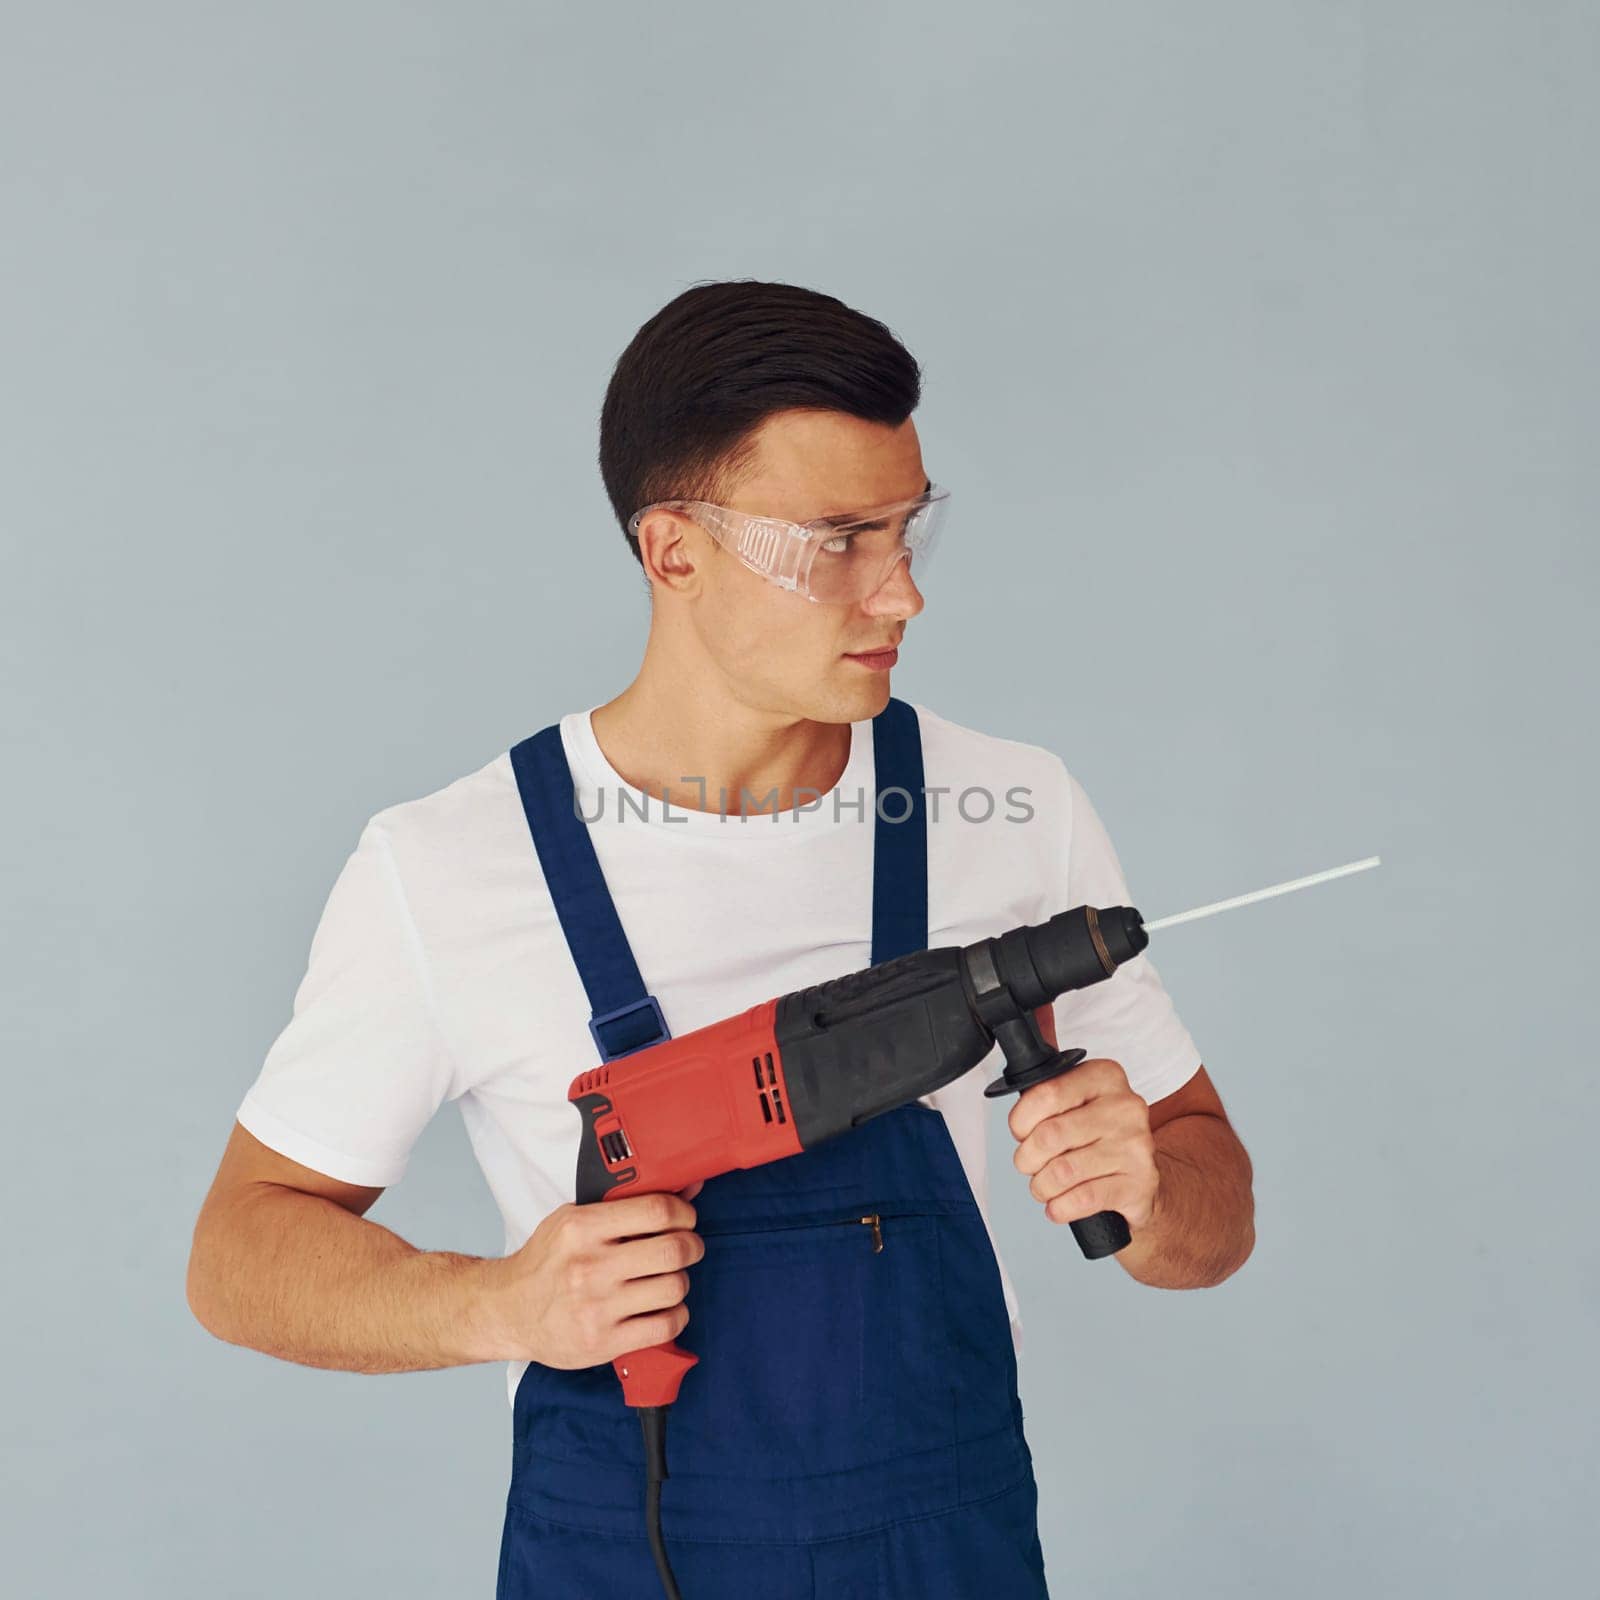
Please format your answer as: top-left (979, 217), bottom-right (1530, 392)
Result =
top-left (568, 900), bottom-right (1150, 1410)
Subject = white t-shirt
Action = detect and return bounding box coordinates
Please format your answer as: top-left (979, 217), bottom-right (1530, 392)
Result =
top-left (237, 700), bottom-right (1202, 1402)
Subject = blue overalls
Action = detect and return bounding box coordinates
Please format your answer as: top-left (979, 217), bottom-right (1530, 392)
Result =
top-left (499, 697), bottom-right (1051, 1599)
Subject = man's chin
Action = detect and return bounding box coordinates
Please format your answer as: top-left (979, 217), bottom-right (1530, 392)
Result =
top-left (833, 669), bottom-right (894, 717)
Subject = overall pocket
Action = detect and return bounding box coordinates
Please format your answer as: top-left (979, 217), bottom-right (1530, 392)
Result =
top-left (507, 1200), bottom-right (1028, 1540)
top-left (665, 1205), bottom-right (976, 1477)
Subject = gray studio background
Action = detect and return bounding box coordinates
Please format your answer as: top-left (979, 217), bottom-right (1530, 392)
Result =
top-left (3, 3), bottom-right (1595, 1595)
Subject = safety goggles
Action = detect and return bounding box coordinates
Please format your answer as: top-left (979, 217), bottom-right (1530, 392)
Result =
top-left (627, 483), bottom-right (950, 605)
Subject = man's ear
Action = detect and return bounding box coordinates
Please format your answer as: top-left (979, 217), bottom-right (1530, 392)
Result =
top-left (636, 510), bottom-right (698, 594)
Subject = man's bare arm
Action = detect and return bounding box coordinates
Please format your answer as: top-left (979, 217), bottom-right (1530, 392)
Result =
top-left (1114, 1066), bottom-right (1256, 1289)
top-left (185, 1123), bottom-right (703, 1374)
top-left (186, 1123), bottom-right (506, 1372)
top-left (1009, 1045), bottom-right (1256, 1290)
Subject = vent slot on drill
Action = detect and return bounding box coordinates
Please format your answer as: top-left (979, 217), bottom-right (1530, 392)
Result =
top-left (751, 1051), bottom-right (787, 1125)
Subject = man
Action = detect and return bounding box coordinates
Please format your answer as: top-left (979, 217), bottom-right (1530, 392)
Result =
top-left (187, 279), bottom-right (1254, 1598)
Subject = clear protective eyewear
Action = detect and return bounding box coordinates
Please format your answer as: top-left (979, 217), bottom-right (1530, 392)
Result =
top-left (627, 483), bottom-right (950, 605)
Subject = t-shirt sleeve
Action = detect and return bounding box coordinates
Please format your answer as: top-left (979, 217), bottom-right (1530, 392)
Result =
top-left (235, 819), bottom-right (457, 1187)
top-left (1049, 761), bottom-right (1203, 1107)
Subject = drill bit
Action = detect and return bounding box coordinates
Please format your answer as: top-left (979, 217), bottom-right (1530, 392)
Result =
top-left (1144, 856), bottom-right (1381, 933)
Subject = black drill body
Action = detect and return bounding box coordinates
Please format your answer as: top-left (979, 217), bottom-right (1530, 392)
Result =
top-left (775, 902), bottom-right (1150, 1253)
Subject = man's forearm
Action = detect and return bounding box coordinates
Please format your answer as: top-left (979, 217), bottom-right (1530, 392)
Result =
top-left (1115, 1113), bottom-right (1255, 1288)
top-left (188, 1182), bottom-right (502, 1374)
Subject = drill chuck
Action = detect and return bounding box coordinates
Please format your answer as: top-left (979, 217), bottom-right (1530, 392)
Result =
top-left (979, 904), bottom-right (1149, 1011)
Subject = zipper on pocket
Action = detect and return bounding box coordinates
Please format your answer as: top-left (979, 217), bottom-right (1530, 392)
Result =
top-left (852, 1206), bottom-right (961, 1254)
top-left (701, 1206), bottom-right (943, 1245)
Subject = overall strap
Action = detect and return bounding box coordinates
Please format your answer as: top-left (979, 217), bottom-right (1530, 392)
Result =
top-left (867, 696), bottom-right (929, 965)
top-left (509, 724), bottom-right (669, 1062)
top-left (509, 699), bottom-right (929, 1062)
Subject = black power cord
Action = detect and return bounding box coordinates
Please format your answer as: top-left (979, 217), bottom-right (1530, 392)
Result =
top-left (638, 1405), bottom-right (684, 1600)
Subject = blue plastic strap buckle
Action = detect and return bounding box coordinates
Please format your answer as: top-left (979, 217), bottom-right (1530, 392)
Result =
top-left (588, 994), bottom-right (670, 1061)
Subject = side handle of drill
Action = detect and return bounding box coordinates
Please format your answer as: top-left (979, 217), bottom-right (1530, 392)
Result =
top-left (963, 903), bottom-right (1152, 1258)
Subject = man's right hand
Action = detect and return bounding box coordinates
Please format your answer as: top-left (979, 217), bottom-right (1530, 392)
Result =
top-left (483, 1188), bottom-right (706, 1370)
top-left (186, 1122), bottom-right (709, 1377)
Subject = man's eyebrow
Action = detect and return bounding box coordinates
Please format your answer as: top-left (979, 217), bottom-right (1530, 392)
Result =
top-left (816, 476), bottom-right (933, 525)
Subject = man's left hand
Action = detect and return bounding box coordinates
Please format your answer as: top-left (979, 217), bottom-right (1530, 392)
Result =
top-left (1007, 1057), bottom-right (1159, 1232)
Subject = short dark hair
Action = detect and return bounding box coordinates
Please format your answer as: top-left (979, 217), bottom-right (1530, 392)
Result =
top-left (598, 279), bottom-right (923, 571)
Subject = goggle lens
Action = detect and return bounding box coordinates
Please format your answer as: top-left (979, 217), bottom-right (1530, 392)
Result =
top-left (627, 486), bottom-right (950, 605)
top-left (803, 492), bottom-right (948, 604)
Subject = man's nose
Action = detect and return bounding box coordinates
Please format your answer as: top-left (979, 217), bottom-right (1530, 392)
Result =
top-left (862, 552), bottom-right (925, 619)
